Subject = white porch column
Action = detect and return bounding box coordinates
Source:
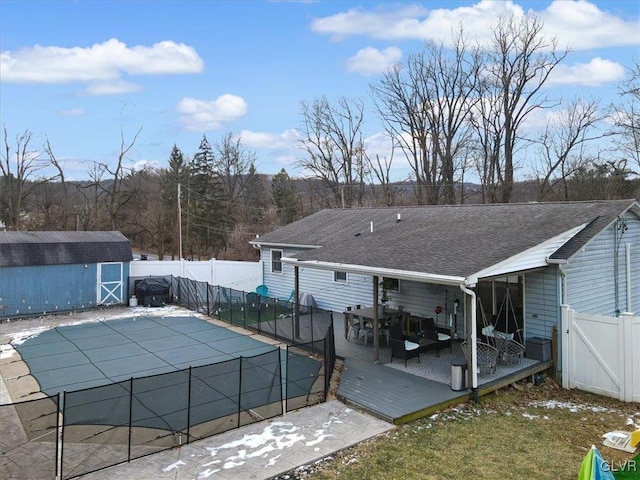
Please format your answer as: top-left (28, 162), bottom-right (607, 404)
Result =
top-left (460, 284), bottom-right (478, 400)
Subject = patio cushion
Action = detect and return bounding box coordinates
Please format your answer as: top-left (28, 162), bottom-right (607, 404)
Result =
top-left (437, 333), bottom-right (451, 341)
top-left (405, 340), bottom-right (420, 351)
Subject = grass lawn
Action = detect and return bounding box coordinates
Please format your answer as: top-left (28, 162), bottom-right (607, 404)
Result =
top-left (285, 379), bottom-right (640, 480)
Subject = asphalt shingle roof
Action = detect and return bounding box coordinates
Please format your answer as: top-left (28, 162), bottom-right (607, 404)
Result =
top-left (0, 231), bottom-right (133, 267)
top-left (254, 200), bottom-right (639, 279)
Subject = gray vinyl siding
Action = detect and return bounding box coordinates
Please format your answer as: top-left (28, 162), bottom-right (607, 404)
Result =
top-left (261, 247), bottom-right (465, 320)
top-left (261, 247), bottom-right (373, 311)
top-left (564, 215), bottom-right (640, 316)
top-left (524, 268), bottom-right (559, 340)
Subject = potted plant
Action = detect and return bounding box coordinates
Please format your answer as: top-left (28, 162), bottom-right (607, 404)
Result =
top-left (379, 278), bottom-right (394, 313)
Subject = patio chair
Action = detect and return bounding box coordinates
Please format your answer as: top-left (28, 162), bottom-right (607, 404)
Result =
top-left (421, 317), bottom-right (452, 356)
top-left (357, 317), bottom-right (374, 347)
top-left (346, 309), bottom-right (360, 342)
top-left (460, 341), bottom-right (499, 375)
top-left (389, 324), bottom-right (421, 366)
top-left (494, 336), bottom-right (525, 364)
top-left (246, 292), bottom-right (261, 313)
top-left (256, 284), bottom-right (269, 297)
top-left (221, 287), bottom-right (241, 308)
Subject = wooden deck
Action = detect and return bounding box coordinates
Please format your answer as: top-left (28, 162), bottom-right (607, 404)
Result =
top-left (333, 316), bottom-right (553, 424)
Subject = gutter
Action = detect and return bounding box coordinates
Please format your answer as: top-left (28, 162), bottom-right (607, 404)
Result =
top-left (249, 241), bottom-right (321, 249)
top-left (281, 258), bottom-right (466, 287)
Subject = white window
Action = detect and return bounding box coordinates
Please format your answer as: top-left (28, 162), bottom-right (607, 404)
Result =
top-left (271, 249), bottom-right (283, 273)
top-left (334, 271), bottom-right (347, 284)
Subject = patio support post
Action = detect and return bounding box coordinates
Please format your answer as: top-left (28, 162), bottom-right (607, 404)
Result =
top-left (373, 275), bottom-right (380, 362)
top-left (460, 284), bottom-right (479, 402)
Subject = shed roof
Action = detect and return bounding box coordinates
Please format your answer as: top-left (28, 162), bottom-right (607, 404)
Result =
top-left (252, 200), bottom-right (640, 283)
top-left (0, 231), bottom-right (133, 267)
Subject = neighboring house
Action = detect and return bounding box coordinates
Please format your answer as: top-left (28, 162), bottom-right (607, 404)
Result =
top-left (251, 200), bottom-right (640, 397)
top-left (0, 231), bottom-right (133, 317)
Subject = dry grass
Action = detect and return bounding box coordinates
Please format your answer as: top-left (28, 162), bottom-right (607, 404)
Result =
top-left (280, 379), bottom-right (640, 480)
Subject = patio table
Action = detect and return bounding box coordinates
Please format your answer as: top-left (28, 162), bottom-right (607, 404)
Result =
top-left (343, 306), bottom-right (403, 339)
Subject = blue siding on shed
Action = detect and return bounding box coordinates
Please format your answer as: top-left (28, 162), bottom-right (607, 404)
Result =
top-left (0, 262), bottom-right (130, 317)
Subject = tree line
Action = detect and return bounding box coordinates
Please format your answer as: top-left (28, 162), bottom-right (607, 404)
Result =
top-left (1, 14), bottom-right (638, 260)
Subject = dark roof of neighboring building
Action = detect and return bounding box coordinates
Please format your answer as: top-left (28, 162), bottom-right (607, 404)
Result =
top-left (0, 231), bottom-right (133, 267)
top-left (252, 200), bottom-right (640, 280)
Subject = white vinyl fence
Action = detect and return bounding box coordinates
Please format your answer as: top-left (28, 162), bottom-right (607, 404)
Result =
top-left (561, 305), bottom-right (639, 402)
top-left (130, 259), bottom-right (263, 293)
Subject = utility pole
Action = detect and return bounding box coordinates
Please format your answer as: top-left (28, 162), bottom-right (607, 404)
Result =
top-left (178, 183), bottom-right (183, 260)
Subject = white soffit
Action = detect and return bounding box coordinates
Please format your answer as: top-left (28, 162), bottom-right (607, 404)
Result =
top-left (467, 223), bottom-right (587, 284)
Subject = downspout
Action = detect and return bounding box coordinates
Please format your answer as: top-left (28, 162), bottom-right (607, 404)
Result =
top-left (557, 263), bottom-right (567, 382)
top-left (459, 284), bottom-right (479, 402)
top-left (626, 243), bottom-right (631, 313)
top-left (558, 264), bottom-right (567, 305)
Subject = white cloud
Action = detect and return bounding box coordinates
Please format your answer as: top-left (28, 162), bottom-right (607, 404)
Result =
top-left (237, 129), bottom-right (303, 171)
top-left (549, 58), bottom-right (626, 86)
top-left (84, 79), bottom-right (141, 95)
top-left (541, 1), bottom-right (640, 50)
top-left (311, 1), bottom-right (521, 43)
top-left (240, 128), bottom-right (301, 150)
top-left (1, 38), bottom-right (204, 94)
top-left (132, 159), bottom-right (159, 171)
top-left (58, 107), bottom-right (86, 117)
top-left (177, 94), bottom-right (248, 132)
top-left (311, 1), bottom-right (640, 50)
top-left (346, 47), bottom-right (402, 76)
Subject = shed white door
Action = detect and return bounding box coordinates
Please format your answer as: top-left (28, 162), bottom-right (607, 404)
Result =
top-left (97, 262), bottom-right (124, 305)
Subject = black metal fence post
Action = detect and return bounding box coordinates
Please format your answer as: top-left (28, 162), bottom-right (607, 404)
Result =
top-left (60, 391), bottom-right (67, 480)
top-left (128, 377), bottom-right (133, 462)
top-left (187, 366), bottom-right (192, 444)
top-left (237, 357), bottom-right (242, 428)
top-left (55, 392), bottom-right (60, 480)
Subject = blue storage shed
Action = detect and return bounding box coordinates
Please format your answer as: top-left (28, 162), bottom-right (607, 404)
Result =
top-left (0, 231), bottom-right (133, 318)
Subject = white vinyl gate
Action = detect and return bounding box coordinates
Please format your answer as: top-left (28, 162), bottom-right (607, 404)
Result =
top-left (561, 305), bottom-right (639, 402)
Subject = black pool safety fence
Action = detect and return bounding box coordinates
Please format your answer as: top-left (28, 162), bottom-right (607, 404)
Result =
top-left (1, 278), bottom-right (336, 479)
top-left (168, 276), bottom-right (336, 400)
top-left (0, 393), bottom-right (60, 480)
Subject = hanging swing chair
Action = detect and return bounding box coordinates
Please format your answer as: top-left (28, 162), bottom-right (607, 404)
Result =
top-left (479, 289), bottom-right (525, 364)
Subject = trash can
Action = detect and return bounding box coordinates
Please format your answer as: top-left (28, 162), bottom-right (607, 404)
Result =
top-left (450, 361), bottom-right (467, 391)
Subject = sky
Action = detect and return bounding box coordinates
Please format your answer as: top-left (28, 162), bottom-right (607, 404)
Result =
top-left (1, 0), bottom-right (639, 181)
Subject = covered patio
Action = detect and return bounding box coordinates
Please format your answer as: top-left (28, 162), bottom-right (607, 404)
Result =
top-left (333, 315), bottom-right (552, 424)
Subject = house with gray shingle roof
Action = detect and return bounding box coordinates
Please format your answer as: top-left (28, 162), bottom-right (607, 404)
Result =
top-left (251, 199), bottom-right (640, 396)
top-left (0, 231), bottom-right (133, 317)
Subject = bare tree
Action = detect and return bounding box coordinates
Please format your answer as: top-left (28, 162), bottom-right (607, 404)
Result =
top-left (76, 162), bottom-right (108, 230)
top-left (0, 127), bottom-right (50, 230)
top-left (298, 96), bottom-right (368, 208)
top-left (215, 132), bottom-right (256, 219)
top-left (34, 137), bottom-right (72, 229)
top-left (469, 78), bottom-right (505, 203)
top-left (371, 31), bottom-right (481, 205)
top-left (82, 125), bottom-right (142, 231)
top-left (104, 125), bottom-right (142, 230)
top-left (532, 99), bottom-right (606, 200)
top-left (612, 60), bottom-right (640, 175)
top-left (366, 141), bottom-right (403, 206)
top-left (485, 14), bottom-right (568, 202)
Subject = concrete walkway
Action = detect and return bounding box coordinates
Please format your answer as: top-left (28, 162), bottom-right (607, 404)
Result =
top-left (80, 400), bottom-right (393, 480)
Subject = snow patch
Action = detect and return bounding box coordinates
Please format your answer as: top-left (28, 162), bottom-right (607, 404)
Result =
top-left (162, 460), bottom-right (186, 472)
